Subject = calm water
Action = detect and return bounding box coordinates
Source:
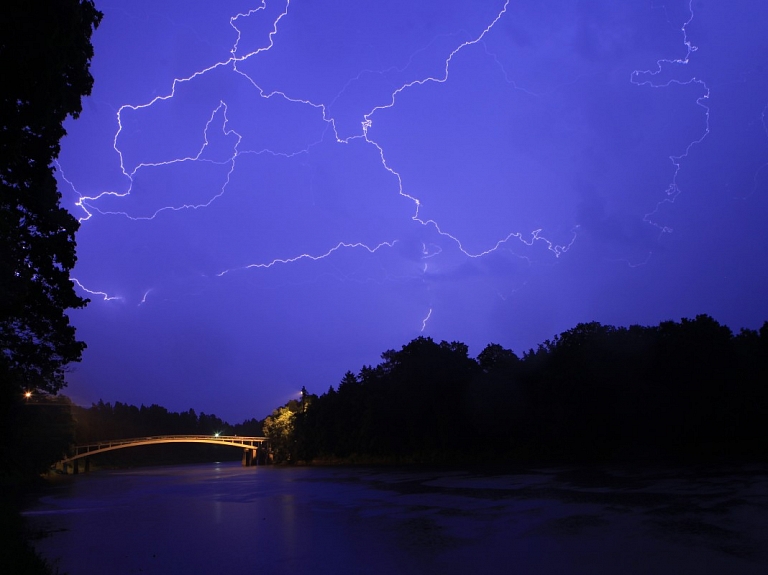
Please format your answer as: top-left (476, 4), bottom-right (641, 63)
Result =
top-left (24, 462), bottom-right (768, 574)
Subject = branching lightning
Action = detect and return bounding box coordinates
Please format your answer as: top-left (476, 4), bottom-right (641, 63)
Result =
top-left (356, 0), bottom-right (578, 261)
top-left (76, 101), bottom-right (240, 221)
top-left (631, 0), bottom-right (710, 234)
top-left (216, 240), bottom-right (397, 276)
top-left (63, 0), bottom-right (714, 326)
top-left (72, 278), bottom-right (124, 302)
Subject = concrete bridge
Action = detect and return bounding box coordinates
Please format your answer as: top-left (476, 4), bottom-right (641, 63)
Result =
top-left (55, 435), bottom-right (269, 474)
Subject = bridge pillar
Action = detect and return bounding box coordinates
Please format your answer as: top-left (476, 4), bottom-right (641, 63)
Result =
top-left (242, 448), bottom-right (259, 466)
top-left (84, 457), bottom-right (90, 473)
top-left (72, 459), bottom-right (79, 475)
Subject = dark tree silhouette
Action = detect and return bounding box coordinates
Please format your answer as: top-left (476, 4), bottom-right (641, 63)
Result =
top-left (1, 1), bottom-right (102, 479)
top-left (284, 317), bottom-right (768, 465)
top-left (1, 1), bottom-right (101, 402)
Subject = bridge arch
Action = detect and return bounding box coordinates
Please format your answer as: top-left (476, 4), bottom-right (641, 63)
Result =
top-left (55, 435), bottom-right (269, 473)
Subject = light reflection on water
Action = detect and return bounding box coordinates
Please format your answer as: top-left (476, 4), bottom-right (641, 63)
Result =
top-left (24, 462), bottom-right (768, 575)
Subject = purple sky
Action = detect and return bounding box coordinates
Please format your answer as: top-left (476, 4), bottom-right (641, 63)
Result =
top-left (57, 0), bottom-right (768, 422)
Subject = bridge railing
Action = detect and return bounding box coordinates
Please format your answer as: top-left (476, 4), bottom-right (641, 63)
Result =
top-left (55, 435), bottom-right (270, 472)
top-left (72, 435), bottom-right (268, 455)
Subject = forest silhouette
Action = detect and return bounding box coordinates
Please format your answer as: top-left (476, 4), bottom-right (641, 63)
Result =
top-left (66, 314), bottom-right (768, 467)
top-left (261, 315), bottom-right (768, 464)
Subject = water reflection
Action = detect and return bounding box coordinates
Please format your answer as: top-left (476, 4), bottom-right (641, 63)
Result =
top-left (24, 462), bottom-right (768, 575)
top-left (280, 493), bottom-right (298, 554)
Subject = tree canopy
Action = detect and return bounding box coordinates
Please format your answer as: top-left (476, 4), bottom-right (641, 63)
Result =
top-left (1, 1), bottom-right (101, 402)
top-left (270, 316), bottom-right (768, 465)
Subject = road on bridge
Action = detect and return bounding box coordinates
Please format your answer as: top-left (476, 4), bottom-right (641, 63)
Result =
top-left (55, 435), bottom-right (269, 474)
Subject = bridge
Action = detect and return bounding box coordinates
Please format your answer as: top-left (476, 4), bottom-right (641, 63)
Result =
top-left (55, 435), bottom-right (269, 474)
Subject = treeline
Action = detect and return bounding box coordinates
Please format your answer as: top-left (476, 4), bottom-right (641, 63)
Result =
top-left (73, 401), bottom-right (263, 441)
top-left (266, 315), bottom-right (768, 464)
top-left (71, 402), bottom-right (263, 467)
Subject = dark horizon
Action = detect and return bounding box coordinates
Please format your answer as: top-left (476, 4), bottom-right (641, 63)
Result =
top-left (63, 314), bottom-right (768, 470)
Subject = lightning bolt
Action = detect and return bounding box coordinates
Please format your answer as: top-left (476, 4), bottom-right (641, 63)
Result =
top-left (72, 278), bottom-right (124, 302)
top-left (76, 101), bottom-right (240, 221)
top-left (354, 0), bottom-right (578, 261)
top-left (420, 308), bottom-right (433, 332)
top-left (631, 0), bottom-right (710, 234)
top-left (216, 240), bottom-right (397, 276)
top-left (63, 0), bottom-right (713, 319)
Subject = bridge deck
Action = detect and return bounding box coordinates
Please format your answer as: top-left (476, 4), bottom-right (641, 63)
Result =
top-left (59, 435), bottom-right (268, 464)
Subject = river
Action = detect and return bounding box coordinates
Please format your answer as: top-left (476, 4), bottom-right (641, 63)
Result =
top-left (23, 462), bottom-right (768, 574)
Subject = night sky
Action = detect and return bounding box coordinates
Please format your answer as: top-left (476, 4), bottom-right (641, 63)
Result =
top-left (57, 0), bottom-right (768, 422)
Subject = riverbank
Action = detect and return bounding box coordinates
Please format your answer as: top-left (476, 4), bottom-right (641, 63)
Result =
top-left (0, 479), bottom-right (57, 575)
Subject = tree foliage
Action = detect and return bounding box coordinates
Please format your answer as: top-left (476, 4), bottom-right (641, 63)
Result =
top-left (1, 1), bottom-right (101, 403)
top-left (276, 316), bottom-right (768, 464)
top-left (264, 400), bottom-right (301, 462)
